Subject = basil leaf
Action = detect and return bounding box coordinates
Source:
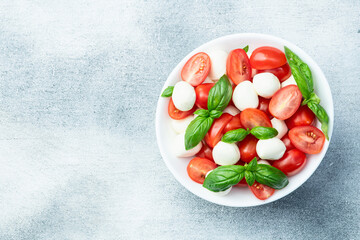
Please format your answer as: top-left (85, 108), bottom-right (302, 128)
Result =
top-left (307, 102), bottom-right (330, 140)
top-left (243, 45), bottom-right (249, 53)
top-left (245, 171), bottom-right (255, 186)
top-left (203, 165), bottom-right (245, 192)
top-left (207, 75), bottom-right (233, 112)
top-left (246, 157), bottom-right (258, 171)
top-left (254, 164), bottom-right (289, 190)
top-left (302, 92), bottom-right (320, 106)
top-left (194, 109), bottom-right (210, 117)
top-left (221, 128), bottom-right (249, 143)
top-left (209, 110), bottom-right (223, 119)
top-left (161, 86), bottom-right (174, 97)
top-left (185, 116), bottom-right (214, 150)
top-left (250, 126), bottom-right (278, 140)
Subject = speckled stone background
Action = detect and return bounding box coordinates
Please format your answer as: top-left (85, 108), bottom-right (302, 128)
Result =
top-left (0, 1), bottom-right (359, 239)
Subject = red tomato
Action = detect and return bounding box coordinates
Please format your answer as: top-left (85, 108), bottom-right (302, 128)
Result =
top-left (281, 133), bottom-right (295, 151)
top-left (187, 157), bottom-right (217, 184)
top-left (250, 46), bottom-right (287, 70)
top-left (240, 108), bottom-right (272, 129)
top-left (249, 182), bottom-right (275, 200)
top-left (289, 126), bottom-right (325, 154)
top-left (181, 52), bottom-right (211, 86)
top-left (195, 83), bottom-right (214, 109)
top-left (272, 149), bottom-right (307, 176)
top-left (257, 97), bottom-right (272, 118)
top-left (168, 98), bottom-right (196, 120)
top-left (238, 135), bottom-right (259, 163)
top-left (256, 63), bottom-right (291, 82)
top-left (226, 49), bottom-right (252, 85)
top-left (286, 105), bottom-right (315, 129)
top-left (196, 141), bottom-right (214, 161)
top-left (205, 113), bottom-right (232, 148)
top-left (269, 85), bottom-right (302, 120)
top-left (223, 114), bottom-right (242, 133)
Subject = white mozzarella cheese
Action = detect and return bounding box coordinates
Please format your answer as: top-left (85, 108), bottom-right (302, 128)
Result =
top-left (253, 73), bottom-right (280, 99)
top-left (257, 160), bottom-right (271, 165)
top-left (174, 133), bottom-right (202, 158)
top-left (172, 81), bottom-right (196, 111)
top-left (207, 50), bottom-right (228, 81)
top-left (223, 106), bottom-right (241, 116)
top-left (232, 81), bottom-right (259, 111)
top-left (203, 77), bottom-right (214, 83)
top-left (212, 141), bottom-right (240, 165)
top-left (270, 118), bottom-right (288, 139)
top-left (281, 75), bottom-right (297, 88)
top-left (171, 115), bottom-right (194, 133)
top-left (256, 138), bottom-right (286, 160)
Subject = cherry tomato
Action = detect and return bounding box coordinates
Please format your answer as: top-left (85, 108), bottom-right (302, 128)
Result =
top-left (249, 182), bottom-right (275, 200)
top-left (286, 105), bottom-right (315, 129)
top-left (187, 157), bottom-right (217, 184)
top-left (195, 83), bottom-right (214, 109)
top-left (281, 133), bottom-right (295, 151)
top-left (272, 149), bottom-right (307, 176)
top-left (205, 113), bottom-right (232, 148)
top-left (196, 141), bottom-right (214, 161)
top-left (240, 108), bottom-right (272, 129)
top-left (181, 52), bottom-right (211, 86)
top-left (256, 63), bottom-right (291, 82)
top-left (168, 98), bottom-right (196, 120)
top-left (250, 46), bottom-right (287, 70)
top-left (226, 49), bottom-right (252, 85)
top-left (289, 125), bottom-right (325, 154)
top-left (257, 97), bottom-right (272, 118)
top-left (223, 114), bottom-right (242, 133)
top-left (238, 135), bottom-right (259, 163)
top-left (269, 85), bottom-right (302, 120)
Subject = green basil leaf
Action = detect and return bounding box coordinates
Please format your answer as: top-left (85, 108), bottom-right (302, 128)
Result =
top-left (161, 86), bottom-right (174, 97)
top-left (194, 109), bottom-right (210, 117)
top-left (302, 92), bottom-right (320, 106)
top-left (203, 165), bottom-right (245, 192)
top-left (209, 110), bottom-right (223, 119)
top-left (246, 157), bottom-right (258, 171)
top-left (221, 128), bottom-right (249, 143)
top-left (245, 171), bottom-right (255, 186)
top-left (250, 126), bottom-right (278, 140)
top-left (254, 164), bottom-right (289, 190)
top-left (299, 63), bottom-right (314, 92)
top-left (185, 116), bottom-right (214, 150)
top-left (207, 75), bottom-right (233, 112)
top-left (243, 45), bottom-right (249, 53)
top-left (307, 102), bottom-right (330, 140)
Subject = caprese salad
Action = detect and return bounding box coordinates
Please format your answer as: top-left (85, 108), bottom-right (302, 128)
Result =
top-left (161, 45), bottom-right (329, 200)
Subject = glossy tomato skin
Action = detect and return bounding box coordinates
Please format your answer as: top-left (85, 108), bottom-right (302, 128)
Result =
top-left (226, 49), bottom-right (252, 85)
top-left (286, 105), bottom-right (315, 129)
top-left (196, 141), bottom-right (214, 161)
top-left (187, 157), bottom-right (217, 184)
top-left (256, 63), bottom-right (291, 82)
top-left (205, 113), bottom-right (232, 148)
top-left (272, 149), bottom-right (307, 176)
top-left (168, 98), bottom-right (196, 120)
top-left (250, 46), bottom-right (287, 70)
top-left (181, 52), bottom-right (211, 87)
top-left (249, 182), bottom-right (275, 200)
top-left (289, 126), bottom-right (325, 154)
top-left (238, 135), bottom-right (259, 163)
top-left (240, 108), bottom-right (272, 129)
top-left (195, 83), bottom-right (215, 109)
top-left (281, 133), bottom-right (295, 151)
top-left (257, 97), bottom-right (272, 118)
top-left (223, 114), bottom-right (242, 133)
top-left (269, 85), bottom-right (302, 120)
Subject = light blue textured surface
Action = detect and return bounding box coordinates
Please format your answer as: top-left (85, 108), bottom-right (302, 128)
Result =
top-left (0, 1), bottom-right (359, 239)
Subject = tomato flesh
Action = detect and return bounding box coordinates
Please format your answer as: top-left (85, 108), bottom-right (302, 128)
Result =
top-left (281, 133), bottom-right (295, 151)
top-left (289, 125), bottom-right (325, 154)
top-left (205, 113), bottom-right (232, 148)
top-left (195, 83), bottom-right (214, 109)
top-left (196, 141), bottom-right (214, 161)
top-left (223, 114), bottom-right (242, 133)
top-left (187, 157), bottom-right (217, 184)
top-left (168, 98), bottom-right (196, 120)
top-left (272, 149), bottom-right (307, 176)
top-left (286, 105), bottom-right (315, 129)
top-left (240, 108), bottom-right (272, 129)
top-left (238, 135), bottom-right (259, 163)
top-left (269, 85), bottom-right (302, 120)
top-left (226, 49), bottom-right (252, 85)
top-left (181, 52), bottom-right (211, 87)
top-left (250, 46), bottom-right (287, 70)
top-left (249, 182), bottom-right (275, 200)
top-left (256, 63), bottom-right (291, 82)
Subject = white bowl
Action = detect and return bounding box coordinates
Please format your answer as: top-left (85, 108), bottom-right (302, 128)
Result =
top-left (155, 33), bottom-right (334, 207)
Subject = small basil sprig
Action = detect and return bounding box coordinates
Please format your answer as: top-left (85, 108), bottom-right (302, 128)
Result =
top-left (221, 126), bottom-right (277, 144)
top-left (243, 45), bottom-right (249, 53)
top-left (185, 116), bottom-right (213, 150)
top-left (194, 109), bottom-right (210, 117)
top-left (161, 86), bottom-right (174, 97)
top-left (207, 75), bottom-right (233, 112)
top-left (284, 46), bottom-right (330, 140)
top-left (203, 165), bottom-right (245, 192)
top-left (250, 126), bottom-right (278, 140)
top-left (221, 128), bottom-right (250, 143)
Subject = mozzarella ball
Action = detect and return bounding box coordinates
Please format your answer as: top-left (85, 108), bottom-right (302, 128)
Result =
top-left (281, 75), bottom-right (297, 88)
top-left (203, 77), bottom-right (214, 84)
top-left (174, 133), bottom-right (202, 158)
top-left (256, 138), bottom-right (286, 160)
top-left (257, 160), bottom-right (271, 165)
top-left (207, 186), bottom-right (232, 196)
top-left (223, 105), bottom-right (241, 116)
top-left (253, 73), bottom-right (280, 99)
top-left (207, 50), bottom-right (228, 81)
top-left (270, 118), bottom-right (288, 139)
top-left (171, 115), bottom-right (194, 133)
top-left (232, 81), bottom-right (259, 111)
top-left (172, 81), bottom-right (196, 111)
top-left (212, 141), bottom-right (240, 165)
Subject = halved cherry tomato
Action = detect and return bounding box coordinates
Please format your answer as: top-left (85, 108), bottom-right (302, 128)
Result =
top-left (257, 97), bottom-right (272, 118)
top-left (238, 135), bottom-right (259, 163)
top-left (187, 157), bottom-right (217, 184)
top-left (281, 133), bottom-right (295, 151)
top-left (205, 113), bottom-right (232, 148)
top-left (272, 149), bottom-right (307, 176)
top-left (286, 105), bottom-right (315, 129)
top-left (256, 63), bottom-right (291, 82)
top-left (250, 46), bottom-right (287, 70)
top-left (168, 98), bottom-right (196, 120)
top-left (249, 182), bottom-right (275, 200)
top-left (181, 52), bottom-right (211, 86)
top-left (240, 108), bottom-right (272, 129)
top-left (269, 85), bottom-right (302, 120)
top-left (196, 141), bottom-right (214, 161)
top-left (195, 83), bottom-right (214, 109)
top-left (223, 114), bottom-right (242, 133)
top-left (226, 49), bottom-right (252, 85)
top-left (289, 125), bottom-right (325, 154)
